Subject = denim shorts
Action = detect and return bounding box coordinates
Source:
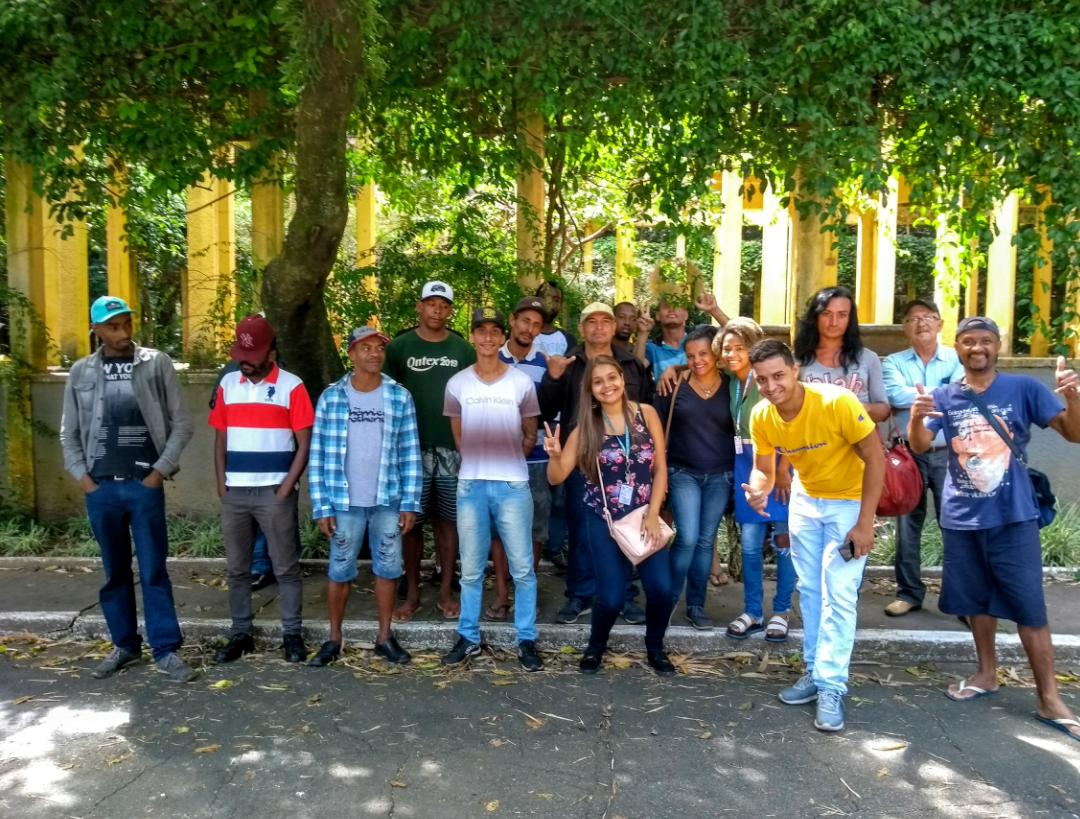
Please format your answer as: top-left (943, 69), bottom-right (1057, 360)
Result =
top-left (328, 505), bottom-right (403, 583)
top-left (939, 520), bottom-right (1047, 627)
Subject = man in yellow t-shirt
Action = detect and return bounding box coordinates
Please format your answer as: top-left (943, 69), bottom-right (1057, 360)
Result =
top-left (742, 340), bottom-right (884, 732)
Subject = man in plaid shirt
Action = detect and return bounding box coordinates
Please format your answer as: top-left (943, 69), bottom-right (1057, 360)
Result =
top-left (307, 327), bottom-right (422, 666)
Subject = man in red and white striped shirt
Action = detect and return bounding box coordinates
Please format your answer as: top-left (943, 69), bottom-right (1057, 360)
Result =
top-left (209, 315), bottom-right (314, 664)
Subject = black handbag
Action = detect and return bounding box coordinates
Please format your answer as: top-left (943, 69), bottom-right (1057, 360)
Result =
top-left (962, 386), bottom-right (1057, 529)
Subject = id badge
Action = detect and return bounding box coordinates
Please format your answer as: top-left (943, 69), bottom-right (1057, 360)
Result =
top-left (618, 484), bottom-right (634, 505)
top-left (734, 436), bottom-right (744, 455)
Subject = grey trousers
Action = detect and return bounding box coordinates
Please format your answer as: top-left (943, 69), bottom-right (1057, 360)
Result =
top-left (221, 486), bottom-right (303, 635)
top-left (894, 448), bottom-right (947, 605)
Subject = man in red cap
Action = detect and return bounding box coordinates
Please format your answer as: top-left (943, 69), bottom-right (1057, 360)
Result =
top-left (209, 315), bottom-right (315, 664)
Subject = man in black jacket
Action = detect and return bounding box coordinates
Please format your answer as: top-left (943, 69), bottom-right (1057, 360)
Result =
top-left (538, 302), bottom-right (653, 624)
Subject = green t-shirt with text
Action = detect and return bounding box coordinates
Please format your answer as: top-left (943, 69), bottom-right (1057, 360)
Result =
top-left (383, 330), bottom-right (475, 450)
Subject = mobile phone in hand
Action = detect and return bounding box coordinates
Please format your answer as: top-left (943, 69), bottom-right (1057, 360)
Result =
top-left (838, 539), bottom-right (855, 562)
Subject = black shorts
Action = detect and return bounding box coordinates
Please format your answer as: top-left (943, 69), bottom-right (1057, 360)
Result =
top-left (939, 520), bottom-right (1047, 627)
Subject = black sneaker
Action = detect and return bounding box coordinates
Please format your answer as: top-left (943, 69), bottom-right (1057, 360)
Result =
top-left (517, 640), bottom-right (544, 672)
top-left (684, 606), bottom-right (714, 631)
top-left (556, 598), bottom-right (592, 624)
top-left (647, 650), bottom-right (676, 677)
top-left (251, 572), bottom-right (277, 591)
top-left (307, 640), bottom-right (341, 667)
top-left (214, 633), bottom-right (255, 664)
top-left (621, 601), bottom-right (646, 625)
top-left (441, 636), bottom-right (481, 666)
top-left (374, 636), bottom-right (412, 665)
top-left (579, 648), bottom-right (603, 674)
top-left (283, 633), bottom-right (307, 663)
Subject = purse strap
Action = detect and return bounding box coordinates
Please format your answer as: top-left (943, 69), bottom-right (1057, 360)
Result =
top-left (663, 374), bottom-right (686, 452)
top-left (595, 456), bottom-right (613, 516)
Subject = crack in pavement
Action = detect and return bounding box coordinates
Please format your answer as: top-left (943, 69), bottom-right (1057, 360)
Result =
top-left (596, 699), bottom-right (617, 819)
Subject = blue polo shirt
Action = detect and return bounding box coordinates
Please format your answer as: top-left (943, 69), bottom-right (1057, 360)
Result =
top-left (499, 343), bottom-right (547, 463)
top-left (645, 336), bottom-right (687, 384)
top-left (883, 344), bottom-right (963, 446)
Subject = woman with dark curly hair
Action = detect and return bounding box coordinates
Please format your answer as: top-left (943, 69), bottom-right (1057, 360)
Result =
top-left (793, 286), bottom-right (890, 422)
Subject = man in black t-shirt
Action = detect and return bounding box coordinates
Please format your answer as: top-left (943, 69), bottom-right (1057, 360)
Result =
top-left (61, 296), bottom-right (196, 683)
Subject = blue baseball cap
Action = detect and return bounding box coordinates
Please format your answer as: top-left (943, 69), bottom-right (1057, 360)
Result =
top-left (90, 295), bottom-right (133, 325)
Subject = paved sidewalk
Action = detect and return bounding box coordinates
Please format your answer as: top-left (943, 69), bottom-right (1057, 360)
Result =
top-left (1, 557), bottom-right (1079, 662)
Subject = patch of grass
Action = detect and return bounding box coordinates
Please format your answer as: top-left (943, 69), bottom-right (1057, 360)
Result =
top-left (300, 520), bottom-right (328, 560)
top-left (868, 519), bottom-right (944, 568)
top-left (0, 517), bottom-right (49, 555)
top-left (1039, 503), bottom-right (1080, 567)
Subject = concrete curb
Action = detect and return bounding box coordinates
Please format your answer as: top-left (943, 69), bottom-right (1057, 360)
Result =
top-left (4, 611), bottom-right (1079, 664)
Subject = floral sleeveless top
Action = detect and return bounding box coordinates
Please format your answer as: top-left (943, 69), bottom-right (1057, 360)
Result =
top-left (584, 409), bottom-right (655, 520)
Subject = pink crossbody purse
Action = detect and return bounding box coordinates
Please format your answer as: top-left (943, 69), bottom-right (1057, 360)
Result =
top-left (596, 457), bottom-right (674, 566)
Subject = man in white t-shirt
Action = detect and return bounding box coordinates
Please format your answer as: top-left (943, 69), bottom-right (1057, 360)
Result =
top-left (441, 308), bottom-right (543, 671)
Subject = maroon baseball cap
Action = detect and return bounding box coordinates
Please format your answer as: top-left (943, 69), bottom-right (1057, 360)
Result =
top-left (230, 314), bottom-right (275, 362)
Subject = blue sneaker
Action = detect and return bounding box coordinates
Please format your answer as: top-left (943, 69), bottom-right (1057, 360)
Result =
top-left (814, 689), bottom-right (845, 732)
top-left (778, 672), bottom-right (818, 705)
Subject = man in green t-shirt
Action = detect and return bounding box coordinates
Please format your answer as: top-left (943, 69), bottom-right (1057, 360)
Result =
top-left (384, 281), bottom-right (476, 620)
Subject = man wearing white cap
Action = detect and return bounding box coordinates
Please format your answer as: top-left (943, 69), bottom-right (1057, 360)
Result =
top-left (308, 327), bottom-right (422, 667)
top-left (61, 295), bottom-right (196, 682)
top-left (538, 302), bottom-right (652, 624)
top-left (383, 281), bottom-right (476, 621)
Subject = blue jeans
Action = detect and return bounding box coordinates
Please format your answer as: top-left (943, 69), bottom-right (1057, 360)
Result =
top-left (457, 479), bottom-right (538, 645)
top-left (582, 508), bottom-right (674, 654)
top-left (544, 481), bottom-right (567, 560)
top-left (895, 448), bottom-right (947, 605)
top-left (85, 480), bottom-right (182, 660)
top-left (328, 505), bottom-right (403, 582)
top-left (668, 468), bottom-right (731, 610)
top-left (563, 470), bottom-right (594, 601)
top-left (740, 521), bottom-right (795, 620)
top-left (788, 490), bottom-right (866, 696)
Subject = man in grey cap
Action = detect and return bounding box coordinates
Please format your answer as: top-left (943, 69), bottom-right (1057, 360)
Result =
top-left (61, 295), bottom-right (197, 682)
top-left (308, 326), bottom-right (421, 667)
top-left (909, 315), bottom-right (1080, 742)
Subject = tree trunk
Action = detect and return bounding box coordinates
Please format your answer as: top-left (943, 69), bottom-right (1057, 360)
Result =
top-left (262, 0), bottom-right (369, 399)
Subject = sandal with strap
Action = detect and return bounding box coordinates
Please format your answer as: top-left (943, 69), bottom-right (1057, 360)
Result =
top-left (725, 613), bottom-right (763, 640)
top-left (764, 615), bottom-right (789, 643)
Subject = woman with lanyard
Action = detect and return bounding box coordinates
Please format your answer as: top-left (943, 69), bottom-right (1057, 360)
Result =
top-left (720, 318), bottom-right (796, 642)
top-left (653, 325), bottom-right (735, 631)
top-left (544, 355), bottom-right (676, 675)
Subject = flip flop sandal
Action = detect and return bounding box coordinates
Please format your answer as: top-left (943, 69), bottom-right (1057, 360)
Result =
top-left (725, 613), bottom-right (763, 640)
top-left (709, 572), bottom-right (730, 587)
top-left (483, 603), bottom-right (511, 622)
top-left (437, 602), bottom-right (460, 620)
top-left (1034, 714), bottom-right (1080, 744)
top-left (764, 615), bottom-right (789, 643)
top-left (944, 679), bottom-right (999, 702)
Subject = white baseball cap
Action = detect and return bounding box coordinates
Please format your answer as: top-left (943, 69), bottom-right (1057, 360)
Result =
top-left (421, 281), bottom-right (454, 303)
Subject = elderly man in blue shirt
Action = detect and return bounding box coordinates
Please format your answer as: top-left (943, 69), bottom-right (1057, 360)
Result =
top-left (881, 299), bottom-right (964, 616)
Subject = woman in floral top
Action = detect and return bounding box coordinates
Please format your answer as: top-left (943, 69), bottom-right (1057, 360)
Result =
top-left (545, 355), bottom-right (676, 676)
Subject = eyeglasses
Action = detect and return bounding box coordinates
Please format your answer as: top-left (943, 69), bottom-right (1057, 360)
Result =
top-left (904, 315), bottom-right (940, 325)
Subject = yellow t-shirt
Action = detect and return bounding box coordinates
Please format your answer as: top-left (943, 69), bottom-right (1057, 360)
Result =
top-left (749, 382), bottom-right (876, 501)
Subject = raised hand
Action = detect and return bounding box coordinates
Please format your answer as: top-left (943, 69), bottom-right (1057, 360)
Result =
top-left (635, 311), bottom-right (654, 335)
top-left (741, 482), bottom-right (770, 517)
top-left (694, 291), bottom-right (718, 313)
top-left (546, 354), bottom-right (576, 380)
top-left (910, 382), bottom-right (942, 421)
top-left (542, 422), bottom-right (563, 456)
top-left (1054, 355), bottom-right (1079, 399)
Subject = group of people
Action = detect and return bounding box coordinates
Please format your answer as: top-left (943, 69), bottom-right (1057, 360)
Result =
top-left (60, 280), bottom-right (1080, 741)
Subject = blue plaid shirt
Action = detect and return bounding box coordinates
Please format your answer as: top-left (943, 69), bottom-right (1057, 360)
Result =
top-left (309, 373), bottom-right (422, 518)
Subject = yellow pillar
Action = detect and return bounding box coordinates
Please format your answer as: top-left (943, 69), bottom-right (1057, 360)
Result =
top-left (106, 199), bottom-right (138, 330)
top-left (184, 173), bottom-right (235, 356)
top-left (614, 224), bottom-right (635, 304)
top-left (872, 176), bottom-right (899, 324)
top-left (46, 205), bottom-right (90, 362)
top-left (933, 212), bottom-right (963, 345)
top-left (354, 183), bottom-right (382, 329)
top-left (515, 112), bottom-right (545, 292)
top-left (674, 234), bottom-right (687, 261)
top-left (789, 178), bottom-right (839, 335)
top-left (251, 174), bottom-right (284, 270)
top-left (5, 160), bottom-right (50, 368)
top-left (1029, 187), bottom-right (1053, 357)
top-left (582, 221), bottom-right (597, 277)
top-left (986, 192), bottom-right (1019, 354)
top-left (760, 189), bottom-right (790, 325)
top-left (855, 210), bottom-right (876, 320)
top-left (712, 170), bottom-right (743, 321)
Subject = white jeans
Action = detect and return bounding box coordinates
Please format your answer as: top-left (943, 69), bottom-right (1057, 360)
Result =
top-left (788, 489), bottom-right (866, 696)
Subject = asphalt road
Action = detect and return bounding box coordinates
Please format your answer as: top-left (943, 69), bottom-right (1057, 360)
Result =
top-left (1, 639), bottom-right (1079, 819)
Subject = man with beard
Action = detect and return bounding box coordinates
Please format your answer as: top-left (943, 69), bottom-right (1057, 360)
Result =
top-left (533, 279), bottom-right (577, 358)
top-left (210, 315), bottom-right (313, 664)
top-left (908, 316), bottom-right (1080, 743)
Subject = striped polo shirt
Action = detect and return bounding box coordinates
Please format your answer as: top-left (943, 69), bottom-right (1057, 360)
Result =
top-left (208, 364), bottom-right (315, 487)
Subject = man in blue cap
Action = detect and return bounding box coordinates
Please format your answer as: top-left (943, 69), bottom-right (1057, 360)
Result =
top-left (61, 295), bottom-right (196, 682)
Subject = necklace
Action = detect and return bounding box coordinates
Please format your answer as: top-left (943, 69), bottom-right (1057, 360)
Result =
top-left (693, 374), bottom-right (721, 397)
